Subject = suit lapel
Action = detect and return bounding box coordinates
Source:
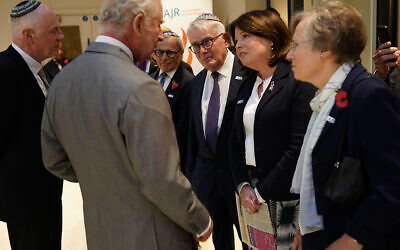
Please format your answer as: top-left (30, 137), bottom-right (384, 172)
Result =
top-left (219, 57), bottom-right (246, 130)
top-left (192, 69), bottom-right (208, 148)
top-left (255, 61), bottom-right (289, 115)
top-left (8, 46), bottom-right (45, 107)
top-left (150, 68), bottom-right (159, 80)
top-left (314, 63), bottom-right (366, 149)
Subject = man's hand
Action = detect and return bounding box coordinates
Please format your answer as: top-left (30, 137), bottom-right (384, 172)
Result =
top-left (194, 219), bottom-right (213, 242)
top-left (240, 184), bottom-right (261, 214)
top-left (373, 41), bottom-right (400, 79)
top-left (326, 233), bottom-right (363, 250)
top-left (291, 230), bottom-right (302, 250)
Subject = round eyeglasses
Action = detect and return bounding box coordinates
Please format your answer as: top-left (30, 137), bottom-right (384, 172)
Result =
top-left (189, 33), bottom-right (223, 54)
top-left (154, 49), bottom-right (180, 58)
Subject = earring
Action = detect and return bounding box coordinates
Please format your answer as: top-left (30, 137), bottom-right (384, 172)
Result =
top-left (271, 45), bottom-right (274, 51)
top-left (320, 53), bottom-right (323, 58)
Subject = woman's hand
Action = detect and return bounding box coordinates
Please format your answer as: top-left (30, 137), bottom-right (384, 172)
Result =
top-left (240, 184), bottom-right (261, 214)
top-left (326, 233), bottom-right (363, 250)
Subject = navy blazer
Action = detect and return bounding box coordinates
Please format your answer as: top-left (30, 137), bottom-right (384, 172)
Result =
top-left (185, 56), bottom-right (249, 204)
top-left (151, 62), bottom-right (194, 169)
top-left (311, 63), bottom-right (400, 248)
top-left (229, 60), bottom-right (316, 201)
top-left (0, 45), bottom-right (62, 222)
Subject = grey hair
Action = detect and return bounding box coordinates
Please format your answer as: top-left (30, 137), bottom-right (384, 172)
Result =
top-left (290, 1), bottom-right (366, 64)
top-left (162, 32), bottom-right (183, 50)
top-left (187, 19), bottom-right (225, 37)
top-left (99, 0), bottom-right (159, 34)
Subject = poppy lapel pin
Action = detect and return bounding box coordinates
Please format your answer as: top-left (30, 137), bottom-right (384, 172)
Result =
top-left (335, 89), bottom-right (348, 108)
top-left (172, 82), bottom-right (179, 90)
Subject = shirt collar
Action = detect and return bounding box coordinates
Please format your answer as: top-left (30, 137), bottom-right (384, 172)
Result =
top-left (159, 68), bottom-right (178, 79)
top-left (12, 43), bottom-right (42, 75)
top-left (95, 35), bottom-right (133, 61)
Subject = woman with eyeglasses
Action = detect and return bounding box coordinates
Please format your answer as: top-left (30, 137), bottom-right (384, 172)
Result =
top-left (228, 10), bottom-right (316, 249)
top-left (287, 2), bottom-right (400, 249)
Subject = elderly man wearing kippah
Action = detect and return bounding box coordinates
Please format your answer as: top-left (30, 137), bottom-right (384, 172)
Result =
top-left (185, 13), bottom-right (250, 250)
top-left (0, 1), bottom-right (64, 249)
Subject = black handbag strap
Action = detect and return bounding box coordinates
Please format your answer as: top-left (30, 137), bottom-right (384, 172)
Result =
top-left (334, 73), bottom-right (373, 167)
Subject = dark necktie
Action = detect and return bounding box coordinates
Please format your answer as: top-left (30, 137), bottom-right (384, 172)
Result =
top-left (38, 68), bottom-right (50, 89)
top-left (138, 61), bottom-right (147, 72)
top-left (205, 71), bottom-right (220, 154)
top-left (158, 72), bottom-right (167, 87)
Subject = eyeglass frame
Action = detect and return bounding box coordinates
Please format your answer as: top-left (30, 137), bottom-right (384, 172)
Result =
top-left (289, 40), bottom-right (310, 53)
top-left (189, 33), bottom-right (224, 54)
top-left (154, 49), bottom-right (181, 58)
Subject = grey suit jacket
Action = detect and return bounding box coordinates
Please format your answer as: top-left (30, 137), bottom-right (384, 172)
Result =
top-left (41, 42), bottom-right (209, 250)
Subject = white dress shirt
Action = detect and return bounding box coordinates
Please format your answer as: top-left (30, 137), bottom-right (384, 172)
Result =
top-left (238, 75), bottom-right (272, 203)
top-left (244, 75), bottom-right (272, 166)
top-left (157, 68), bottom-right (177, 91)
top-left (201, 50), bottom-right (234, 136)
top-left (12, 43), bottom-right (47, 96)
top-left (95, 35), bottom-right (133, 62)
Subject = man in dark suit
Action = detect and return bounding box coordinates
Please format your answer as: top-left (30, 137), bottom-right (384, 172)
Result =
top-left (150, 30), bottom-right (194, 169)
top-left (0, 1), bottom-right (64, 249)
top-left (43, 41), bottom-right (69, 81)
top-left (185, 13), bottom-right (248, 250)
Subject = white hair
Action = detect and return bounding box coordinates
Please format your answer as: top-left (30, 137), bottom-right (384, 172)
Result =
top-left (162, 32), bottom-right (183, 50)
top-left (99, 0), bottom-right (159, 35)
top-left (187, 19), bottom-right (225, 37)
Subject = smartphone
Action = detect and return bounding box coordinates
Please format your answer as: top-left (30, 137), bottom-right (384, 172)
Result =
top-left (376, 25), bottom-right (397, 62)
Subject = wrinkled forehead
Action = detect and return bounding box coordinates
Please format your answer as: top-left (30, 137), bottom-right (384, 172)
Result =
top-left (155, 36), bottom-right (179, 49)
top-left (189, 27), bottom-right (219, 44)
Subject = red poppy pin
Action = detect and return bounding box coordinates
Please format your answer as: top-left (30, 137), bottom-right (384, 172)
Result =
top-left (172, 82), bottom-right (179, 90)
top-left (335, 90), bottom-right (348, 108)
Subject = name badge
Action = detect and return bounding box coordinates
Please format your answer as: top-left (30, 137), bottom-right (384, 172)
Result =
top-left (235, 76), bottom-right (243, 80)
top-left (168, 94), bottom-right (174, 98)
top-left (326, 116), bottom-right (336, 124)
top-left (237, 100), bottom-right (244, 104)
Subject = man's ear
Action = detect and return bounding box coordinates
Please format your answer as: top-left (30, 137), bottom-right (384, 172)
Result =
top-left (222, 32), bottom-right (230, 48)
top-left (132, 12), bottom-right (145, 37)
top-left (22, 28), bottom-right (34, 42)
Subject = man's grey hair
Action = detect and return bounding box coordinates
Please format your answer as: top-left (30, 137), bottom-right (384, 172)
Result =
top-left (9, 4), bottom-right (44, 36)
top-left (162, 31), bottom-right (183, 51)
top-left (187, 19), bottom-right (225, 37)
top-left (99, 0), bottom-right (159, 35)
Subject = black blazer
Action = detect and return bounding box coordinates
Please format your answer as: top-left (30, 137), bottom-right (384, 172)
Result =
top-left (185, 56), bottom-right (250, 204)
top-left (0, 45), bottom-right (62, 222)
top-left (311, 63), bottom-right (400, 249)
top-left (151, 62), bottom-right (194, 169)
top-left (229, 60), bottom-right (316, 201)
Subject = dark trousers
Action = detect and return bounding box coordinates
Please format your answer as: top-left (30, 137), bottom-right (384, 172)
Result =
top-left (7, 205), bottom-right (62, 250)
top-left (205, 179), bottom-right (248, 250)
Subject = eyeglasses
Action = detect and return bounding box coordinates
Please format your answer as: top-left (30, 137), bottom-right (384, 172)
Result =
top-left (154, 49), bottom-right (180, 58)
top-left (290, 40), bottom-right (310, 53)
top-left (189, 33), bottom-right (223, 54)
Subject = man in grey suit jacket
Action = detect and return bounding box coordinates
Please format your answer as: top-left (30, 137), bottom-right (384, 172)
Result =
top-left (40, 0), bottom-right (212, 249)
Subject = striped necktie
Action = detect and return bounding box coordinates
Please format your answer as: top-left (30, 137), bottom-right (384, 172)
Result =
top-left (38, 68), bottom-right (50, 89)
